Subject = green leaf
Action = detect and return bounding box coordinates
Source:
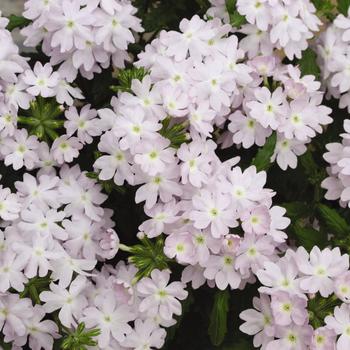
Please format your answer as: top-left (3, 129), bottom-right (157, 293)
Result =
top-left (338, 0), bottom-right (350, 15)
top-left (18, 97), bottom-right (64, 142)
top-left (121, 236), bottom-right (171, 282)
top-left (19, 275), bottom-right (52, 305)
top-left (299, 151), bottom-right (319, 179)
top-left (159, 117), bottom-right (189, 148)
top-left (299, 150), bottom-right (326, 202)
top-left (308, 294), bottom-right (341, 328)
top-left (111, 67), bottom-right (148, 93)
top-left (0, 336), bottom-right (12, 350)
top-left (282, 202), bottom-right (311, 220)
top-left (317, 203), bottom-right (350, 237)
top-left (311, 0), bottom-right (336, 20)
top-left (208, 289), bottom-right (230, 347)
top-left (61, 323), bottom-right (101, 350)
top-left (298, 48), bottom-right (320, 79)
top-left (6, 15), bottom-right (31, 31)
top-left (291, 222), bottom-right (328, 251)
top-left (251, 132), bottom-right (276, 172)
top-left (226, 0), bottom-right (246, 28)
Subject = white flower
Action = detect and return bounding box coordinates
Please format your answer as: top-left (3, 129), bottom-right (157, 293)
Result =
top-left (134, 137), bottom-right (175, 176)
top-left (2, 128), bottom-right (39, 170)
top-left (113, 106), bottom-right (161, 151)
top-left (81, 290), bottom-right (135, 348)
top-left (23, 62), bottom-right (59, 97)
top-left (14, 305), bottom-right (60, 350)
top-left (295, 246), bottom-right (349, 297)
top-left (40, 276), bottom-right (88, 327)
top-left (94, 131), bottom-right (135, 186)
top-left (0, 252), bottom-right (27, 292)
top-left (47, 0), bottom-right (94, 53)
top-left (51, 135), bottom-right (83, 164)
top-left (0, 294), bottom-right (33, 338)
top-left (247, 87), bottom-right (286, 130)
top-left (325, 303), bottom-right (350, 350)
top-left (203, 253), bottom-right (242, 290)
top-left (137, 269), bottom-right (188, 320)
top-left (0, 185), bottom-right (21, 221)
top-left (18, 205), bottom-right (67, 240)
top-left (190, 189), bottom-right (238, 238)
top-left (64, 105), bottom-right (101, 144)
top-left (122, 318), bottom-right (166, 350)
top-left (12, 233), bottom-right (63, 278)
top-left (50, 254), bottom-right (96, 288)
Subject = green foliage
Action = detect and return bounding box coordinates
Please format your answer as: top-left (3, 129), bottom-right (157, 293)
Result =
top-left (299, 151), bottom-right (321, 184)
top-left (159, 117), bottom-right (189, 148)
top-left (311, 0), bottom-right (336, 20)
top-left (120, 236), bottom-right (171, 281)
top-left (226, 0), bottom-right (246, 28)
top-left (308, 295), bottom-right (341, 328)
top-left (317, 203), bottom-right (350, 237)
top-left (300, 150), bottom-right (326, 202)
top-left (0, 336), bottom-right (11, 350)
top-left (251, 133), bottom-right (276, 172)
top-left (208, 289), bottom-right (230, 347)
top-left (338, 0), bottom-right (350, 15)
top-left (298, 48), bottom-right (321, 80)
top-left (61, 323), bottom-right (101, 350)
top-left (19, 275), bottom-right (52, 305)
top-left (85, 171), bottom-right (126, 194)
top-left (282, 202), bottom-right (312, 220)
top-left (291, 221), bottom-right (328, 251)
top-left (110, 67), bottom-right (148, 93)
top-left (18, 97), bottom-right (65, 142)
top-left (6, 15), bottom-right (31, 31)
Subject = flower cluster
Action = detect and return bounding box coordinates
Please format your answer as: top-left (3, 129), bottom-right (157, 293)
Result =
top-left (208, 0), bottom-right (321, 59)
top-left (0, 98), bottom-right (109, 171)
top-left (94, 15), bottom-right (297, 293)
top-left (0, 163), bottom-right (188, 349)
top-left (2, 0), bottom-right (350, 348)
top-left (134, 15), bottom-right (332, 171)
top-left (317, 8), bottom-right (350, 112)
top-left (240, 246), bottom-right (350, 349)
top-left (0, 10), bottom-right (95, 172)
top-left (322, 119), bottom-right (350, 208)
top-left (21, 0), bottom-right (143, 81)
top-left (0, 10), bottom-right (83, 109)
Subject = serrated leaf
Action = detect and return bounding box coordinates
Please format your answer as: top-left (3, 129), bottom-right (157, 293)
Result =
top-left (298, 48), bottom-right (320, 79)
top-left (6, 15), bottom-right (31, 31)
top-left (111, 67), bottom-right (148, 93)
top-left (208, 289), bottom-right (230, 346)
top-left (338, 0), bottom-right (350, 15)
top-left (317, 203), bottom-right (350, 237)
top-left (291, 222), bottom-right (328, 251)
top-left (61, 323), bottom-right (100, 350)
top-left (226, 0), bottom-right (246, 28)
top-left (251, 133), bottom-right (276, 171)
top-left (159, 117), bottom-right (188, 148)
